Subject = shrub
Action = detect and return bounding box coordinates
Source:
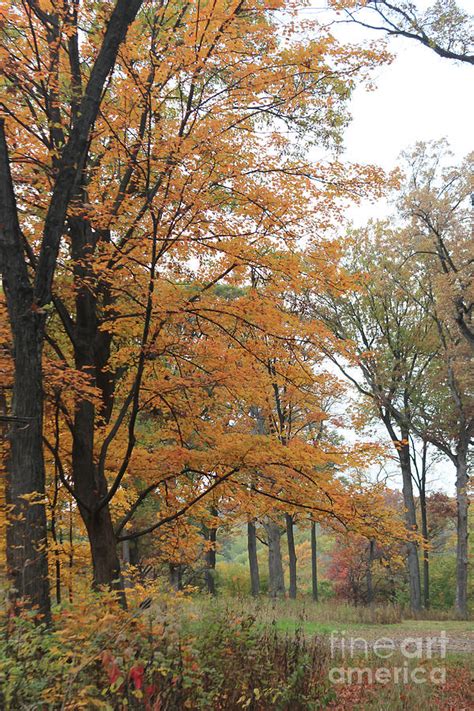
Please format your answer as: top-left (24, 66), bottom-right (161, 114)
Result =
top-left (0, 589), bottom-right (333, 710)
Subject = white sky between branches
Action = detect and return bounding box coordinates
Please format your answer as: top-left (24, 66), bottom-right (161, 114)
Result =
top-left (343, 18), bottom-right (473, 225)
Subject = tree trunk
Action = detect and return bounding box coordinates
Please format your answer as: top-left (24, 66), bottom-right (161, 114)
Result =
top-left (83, 505), bottom-right (123, 590)
top-left (264, 519), bottom-right (285, 598)
top-left (50, 499), bottom-right (62, 605)
top-left (68, 502), bottom-right (74, 602)
top-left (285, 513), bottom-right (297, 599)
top-left (122, 540), bottom-right (133, 590)
top-left (455, 451), bottom-right (469, 618)
top-left (205, 528), bottom-right (217, 595)
top-left (247, 520), bottom-right (260, 596)
top-left (73, 400), bottom-right (123, 600)
top-left (0, 122), bottom-right (51, 622)
top-left (311, 521), bottom-right (318, 602)
top-left (70, 216), bottom-right (125, 602)
top-left (4, 317), bottom-right (51, 621)
top-left (170, 563), bottom-right (183, 591)
top-left (0, 2), bottom-right (144, 620)
top-left (419, 483), bottom-right (430, 610)
top-left (366, 539), bottom-right (375, 606)
top-left (204, 512), bottom-right (217, 595)
top-left (397, 431), bottom-right (422, 612)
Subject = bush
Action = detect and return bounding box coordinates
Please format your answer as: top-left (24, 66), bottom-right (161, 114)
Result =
top-left (0, 590), bottom-right (333, 710)
top-left (215, 561), bottom-right (270, 597)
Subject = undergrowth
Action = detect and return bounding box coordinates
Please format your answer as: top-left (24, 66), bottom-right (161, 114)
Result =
top-left (0, 587), bottom-right (332, 710)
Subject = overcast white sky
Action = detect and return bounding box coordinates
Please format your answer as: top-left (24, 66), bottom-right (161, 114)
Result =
top-left (325, 4), bottom-right (472, 231)
top-left (343, 33), bottom-right (473, 169)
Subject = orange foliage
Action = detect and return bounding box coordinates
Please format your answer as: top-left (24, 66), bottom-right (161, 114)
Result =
top-left (0, 0), bottom-right (403, 587)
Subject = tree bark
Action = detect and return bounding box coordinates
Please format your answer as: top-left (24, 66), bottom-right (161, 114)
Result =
top-left (382, 416), bottom-right (422, 613)
top-left (70, 215), bottom-right (124, 601)
top-left (264, 519), bottom-right (285, 598)
top-left (0, 3), bottom-right (143, 619)
top-left (366, 539), bottom-right (375, 606)
top-left (398, 437), bottom-right (422, 612)
top-left (0, 121), bottom-right (51, 622)
top-left (311, 521), bottom-right (318, 602)
top-left (204, 523), bottom-right (217, 596)
top-left (285, 513), bottom-right (297, 599)
top-left (419, 483), bottom-right (430, 610)
top-left (72, 392), bottom-right (124, 599)
top-left (455, 450), bottom-right (469, 618)
top-left (247, 520), bottom-right (260, 596)
top-left (170, 563), bottom-right (183, 591)
top-left (50, 494), bottom-right (62, 605)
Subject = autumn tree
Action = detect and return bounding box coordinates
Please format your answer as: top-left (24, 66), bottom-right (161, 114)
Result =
top-left (320, 141), bottom-right (472, 616)
top-left (313, 229), bottom-right (439, 611)
top-left (394, 141), bottom-right (473, 617)
top-left (327, 527), bottom-right (406, 605)
top-left (0, 0), bottom-right (145, 619)
top-left (1, 0), bottom-right (400, 618)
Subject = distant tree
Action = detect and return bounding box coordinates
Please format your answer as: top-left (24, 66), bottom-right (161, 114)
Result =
top-left (327, 526), bottom-right (406, 605)
top-left (395, 141), bottom-right (473, 618)
top-left (314, 229), bottom-right (438, 611)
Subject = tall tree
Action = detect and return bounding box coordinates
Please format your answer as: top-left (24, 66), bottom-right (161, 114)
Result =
top-left (1, 0), bottom-right (393, 609)
top-left (315, 229), bottom-right (442, 611)
top-left (247, 520), bottom-right (260, 596)
top-left (0, 0), bottom-right (145, 617)
top-left (264, 518), bottom-right (286, 598)
top-left (395, 142), bottom-right (473, 617)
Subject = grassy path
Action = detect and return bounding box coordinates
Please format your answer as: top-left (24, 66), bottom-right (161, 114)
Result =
top-left (275, 618), bottom-right (474, 655)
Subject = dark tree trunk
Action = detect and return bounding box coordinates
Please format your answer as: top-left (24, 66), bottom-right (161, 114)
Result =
top-left (264, 519), bottom-right (285, 598)
top-left (366, 539), bottom-right (375, 606)
top-left (247, 520), bottom-right (260, 596)
top-left (311, 521), bottom-right (318, 602)
top-left (68, 502), bottom-right (74, 602)
top-left (84, 507), bottom-right (123, 590)
top-left (0, 2), bottom-right (144, 621)
top-left (3, 293), bottom-right (51, 622)
top-left (50, 496), bottom-right (62, 605)
top-left (455, 449), bottom-right (469, 618)
top-left (170, 563), bottom-right (183, 591)
top-left (70, 216), bottom-right (124, 602)
top-left (419, 483), bottom-right (430, 610)
top-left (0, 121), bottom-right (51, 622)
top-left (285, 513), bottom-right (297, 599)
top-left (398, 437), bottom-right (422, 612)
top-left (205, 524), bottom-right (217, 596)
top-left (129, 538), bottom-right (140, 567)
top-left (383, 418), bottom-right (421, 613)
top-left (73, 396), bottom-right (123, 599)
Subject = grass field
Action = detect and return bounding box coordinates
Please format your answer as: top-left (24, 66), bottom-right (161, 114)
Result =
top-left (186, 596), bottom-right (474, 709)
top-left (190, 597), bottom-right (474, 639)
